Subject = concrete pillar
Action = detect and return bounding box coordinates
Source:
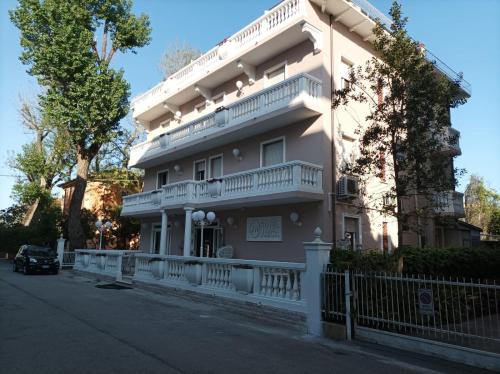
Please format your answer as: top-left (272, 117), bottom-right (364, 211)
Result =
top-left (57, 235), bottom-right (66, 269)
top-left (304, 227), bottom-right (332, 336)
top-left (159, 209), bottom-right (168, 255)
top-left (183, 207), bottom-right (194, 257)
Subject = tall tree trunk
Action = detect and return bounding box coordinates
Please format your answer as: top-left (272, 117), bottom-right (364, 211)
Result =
top-left (68, 153), bottom-right (91, 249)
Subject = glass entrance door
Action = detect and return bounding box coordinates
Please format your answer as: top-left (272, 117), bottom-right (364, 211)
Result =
top-left (193, 225), bottom-right (223, 257)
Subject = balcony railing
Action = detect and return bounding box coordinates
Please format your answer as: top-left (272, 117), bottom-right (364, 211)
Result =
top-left (433, 191), bottom-right (465, 217)
top-left (129, 73), bottom-right (322, 167)
top-left (131, 0), bottom-right (305, 116)
top-left (122, 161), bottom-right (323, 215)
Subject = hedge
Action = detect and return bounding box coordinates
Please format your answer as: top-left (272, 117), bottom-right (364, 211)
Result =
top-left (330, 246), bottom-right (500, 280)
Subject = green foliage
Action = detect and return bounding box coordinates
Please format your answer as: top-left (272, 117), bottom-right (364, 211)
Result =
top-left (330, 249), bottom-right (399, 272)
top-left (10, 0), bottom-right (151, 156)
top-left (0, 201), bottom-right (62, 255)
top-left (159, 40), bottom-right (201, 78)
top-left (332, 1), bottom-right (467, 245)
top-left (464, 174), bottom-right (500, 233)
top-left (331, 247), bottom-right (500, 280)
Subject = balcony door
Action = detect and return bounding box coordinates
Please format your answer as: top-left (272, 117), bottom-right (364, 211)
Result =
top-left (151, 223), bottom-right (171, 254)
top-left (192, 223), bottom-right (223, 258)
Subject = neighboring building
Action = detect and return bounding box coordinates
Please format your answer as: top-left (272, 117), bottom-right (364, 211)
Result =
top-left (122, 0), bottom-right (471, 260)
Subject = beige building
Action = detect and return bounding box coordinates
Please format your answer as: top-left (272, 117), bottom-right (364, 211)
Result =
top-left (122, 0), bottom-right (470, 261)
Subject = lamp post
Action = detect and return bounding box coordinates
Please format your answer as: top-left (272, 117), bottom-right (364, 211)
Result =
top-left (192, 210), bottom-right (216, 257)
top-left (95, 220), bottom-right (113, 250)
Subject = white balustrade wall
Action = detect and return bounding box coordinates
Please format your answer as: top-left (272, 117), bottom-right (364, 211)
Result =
top-left (129, 73), bottom-right (322, 167)
top-left (131, 0), bottom-right (304, 116)
top-left (74, 250), bottom-right (135, 279)
top-left (132, 254), bottom-right (307, 312)
top-left (123, 161), bottom-right (323, 214)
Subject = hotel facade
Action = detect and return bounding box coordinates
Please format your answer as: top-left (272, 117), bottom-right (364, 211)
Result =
top-left (121, 0), bottom-right (471, 262)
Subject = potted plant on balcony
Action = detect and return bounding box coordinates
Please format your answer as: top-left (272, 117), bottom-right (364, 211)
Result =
top-left (96, 253), bottom-right (106, 270)
top-left (184, 260), bottom-right (202, 285)
top-left (215, 106), bottom-right (229, 127)
top-left (231, 264), bottom-right (254, 294)
top-left (159, 133), bottom-right (168, 148)
top-left (207, 178), bottom-right (222, 197)
top-left (148, 257), bottom-right (165, 279)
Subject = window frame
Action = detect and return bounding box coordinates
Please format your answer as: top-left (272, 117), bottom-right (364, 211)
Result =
top-left (263, 61), bottom-right (288, 88)
top-left (340, 57), bottom-right (354, 90)
top-left (260, 136), bottom-right (286, 168)
top-left (193, 159), bottom-right (207, 181)
top-left (341, 213), bottom-right (363, 247)
top-left (159, 118), bottom-right (171, 128)
top-left (194, 101), bottom-right (206, 113)
top-left (208, 154), bottom-right (224, 179)
top-left (212, 92), bottom-right (225, 106)
top-left (156, 169), bottom-right (169, 189)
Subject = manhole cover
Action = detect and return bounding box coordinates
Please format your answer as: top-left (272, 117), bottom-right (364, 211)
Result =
top-left (95, 283), bottom-right (132, 290)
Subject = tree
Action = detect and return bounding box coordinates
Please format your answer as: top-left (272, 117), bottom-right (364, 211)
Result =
top-left (9, 97), bottom-right (74, 225)
top-left (11, 0), bottom-right (151, 248)
top-left (333, 2), bottom-right (467, 248)
top-left (159, 40), bottom-right (201, 78)
top-left (464, 175), bottom-right (500, 233)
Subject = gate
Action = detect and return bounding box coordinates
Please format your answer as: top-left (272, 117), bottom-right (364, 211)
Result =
top-left (322, 266), bottom-right (500, 355)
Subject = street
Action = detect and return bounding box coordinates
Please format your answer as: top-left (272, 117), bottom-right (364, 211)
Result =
top-left (0, 261), bottom-right (489, 374)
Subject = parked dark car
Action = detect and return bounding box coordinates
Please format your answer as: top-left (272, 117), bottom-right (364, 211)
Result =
top-left (13, 245), bottom-right (59, 275)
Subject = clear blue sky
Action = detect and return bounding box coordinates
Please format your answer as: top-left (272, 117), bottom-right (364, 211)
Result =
top-left (1, 0), bottom-right (499, 209)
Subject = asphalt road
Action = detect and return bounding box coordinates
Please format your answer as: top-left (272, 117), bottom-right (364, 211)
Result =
top-left (0, 261), bottom-right (489, 374)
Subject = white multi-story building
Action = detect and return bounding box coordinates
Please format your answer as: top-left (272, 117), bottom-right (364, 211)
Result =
top-left (122, 0), bottom-right (471, 261)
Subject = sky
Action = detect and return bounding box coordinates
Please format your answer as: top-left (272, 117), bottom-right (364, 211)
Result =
top-left (1, 0), bottom-right (499, 210)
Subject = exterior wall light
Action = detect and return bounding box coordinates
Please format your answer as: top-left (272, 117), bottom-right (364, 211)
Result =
top-left (174, 164), bottom-right (183, 175)
top-left (192, 210), bottom-right (216, 257)
top-left (236, 80), bottom-right (244, 94)
top-left (290, 212), bottom-right (302, 226)
top-left (232, 148), bottom-right (243, 161)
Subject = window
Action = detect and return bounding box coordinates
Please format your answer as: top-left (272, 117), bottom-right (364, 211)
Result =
top-left (195, 102), bottom-right (206, 113)
top-left (264, 62), bottom-right (287, 87)
top-left (213, 92), bottom-right (225, 105)
top-left (340, 59), bottom-right (353, 90)
top-left (157, 170), bottom-right (169, 189)
top-left (261, 137), bottom-right (285, 167)
top-left (160, 118), bottom-right (170, 128)
top-left (194, 160), bottom-right (206, 181)
top-left (209, 155), bottom-right (223, 178)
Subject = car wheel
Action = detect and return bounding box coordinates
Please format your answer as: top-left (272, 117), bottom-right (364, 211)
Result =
top-left (13, 263), bottom-right (17, 272)
top-left (23, 265), bottom-right (29, 275)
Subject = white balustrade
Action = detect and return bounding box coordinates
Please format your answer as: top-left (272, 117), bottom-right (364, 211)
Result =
top-left (129, 73), bottom-right (322, 167)
top-left (74, 250), bottom-right (136, 280)
top-left (123, 161), bottom-right (323, 213)
top-left (131, 0), bottom-right (304, 116)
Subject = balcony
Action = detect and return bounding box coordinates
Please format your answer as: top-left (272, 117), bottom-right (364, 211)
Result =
top-left (311, 0), bottom-right (470, 96)
top-left (129, 73), bottom-right (322, 168)
top-left (132, 0), bottom-right (319, 122)
top-left (122, 161), bottom-right (324, 216)
top-left (433, 191), bottom-right (465, 217)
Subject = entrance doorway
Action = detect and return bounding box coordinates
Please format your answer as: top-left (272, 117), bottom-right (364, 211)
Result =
top-left (193, 224), bottom-right (223, 257)
top-left (151, 224), bottom-right (171, 254)
top-left (343, 215), bottom-right (361, 251)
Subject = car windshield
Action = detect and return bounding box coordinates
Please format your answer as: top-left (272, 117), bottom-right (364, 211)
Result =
top-left (27, 248), bottom-right (55, 257)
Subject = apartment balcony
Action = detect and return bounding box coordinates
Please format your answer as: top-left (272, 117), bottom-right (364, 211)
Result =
top-left (129, 73), bottom-right (322, 168)
top-left (122, 161), bottom-right (324, 216)
top-left (132, 0), bottom-right (321, 122)
top-left (311, 0), bottom-right (470, 97)
top-left (433, 191), bottom-right (465, 218)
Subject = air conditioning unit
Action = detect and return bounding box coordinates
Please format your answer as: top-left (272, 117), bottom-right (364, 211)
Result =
top-left (337, 176), bottom-right (359, 198)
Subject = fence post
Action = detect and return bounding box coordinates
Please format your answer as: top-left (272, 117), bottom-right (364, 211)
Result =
top-left (304, 227), bottom-right (332, 336)
top-left (116, 253), bottom-right (123, 282)
top-left (57, 235), bottom-right (65, 269)
top-left (344, 270), bottom-right (352, 340)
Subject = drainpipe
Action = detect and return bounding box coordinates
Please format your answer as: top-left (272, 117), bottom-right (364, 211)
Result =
top-left (330, 14), bottom-right (337, 247)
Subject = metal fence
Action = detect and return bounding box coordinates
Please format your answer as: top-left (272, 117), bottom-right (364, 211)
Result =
top-left (121, 253), bottom-right (136, 277)
top-left (62, 252), bottom-right (76, 267)
top-left (323, 266), bottom-right (500, 354)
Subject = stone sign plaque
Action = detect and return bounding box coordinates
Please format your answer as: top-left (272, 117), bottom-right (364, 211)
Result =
top-left (246, 216), bottom-right (282, 242)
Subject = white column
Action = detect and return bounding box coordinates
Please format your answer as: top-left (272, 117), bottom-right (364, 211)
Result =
top-left (159, 209), bottom-right (168, 255)
top-left (183, 207), bottom-right (194, 257)
top-left (304, 227), bottom-right (332, 336)
top-left (56, 235), bottom-right (65, 269)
